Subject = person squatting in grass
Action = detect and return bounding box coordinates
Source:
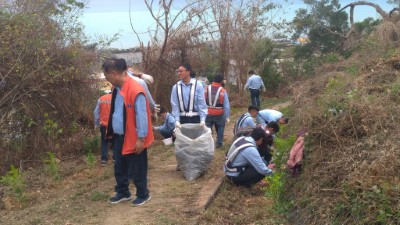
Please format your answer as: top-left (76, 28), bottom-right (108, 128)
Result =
top-left (225, 127), bottom-right (275, 188)
top-left (205, 73), bottom-right (230, 148)
top-left (153, 107), bottom-right (176, 139)
top-left (233, 105), bottom-right (259, 135)
top-left (103, 58), bottom-right (153, 206)
top-left (94, 91), bottom-right (113, 166)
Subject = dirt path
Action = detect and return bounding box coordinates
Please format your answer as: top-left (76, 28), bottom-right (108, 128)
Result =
top-left (0, 100), bottom-right (291, 225)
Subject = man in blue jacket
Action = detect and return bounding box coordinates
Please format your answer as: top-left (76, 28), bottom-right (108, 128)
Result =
top-left (225, 127), bottom-right (274, 187)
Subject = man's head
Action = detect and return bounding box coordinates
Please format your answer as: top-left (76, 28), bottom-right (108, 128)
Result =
top-left (177, 63), bottom-right (194, 81)
top-left (278, 117), bottom-right (289, 124)
top-left (251, 127), bottom-right (267, 146)
top-left (248, 70), bottom-right (255, 75)
top-left (213, 73), bottom-right (224, 83)
top-left (248, 105), bottom-right (260, 118)
top-left (158, 107), bottom-right (167, 119)
top-left (266, 121), bottom-right (280, 134)
top-left (102, 58), bottom-right (128, 87)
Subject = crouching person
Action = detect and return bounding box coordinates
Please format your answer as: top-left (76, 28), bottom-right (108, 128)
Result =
top-left (153, 107), bottom-right (175, 139)
top-left (224, 127), bottom-right (274, 188)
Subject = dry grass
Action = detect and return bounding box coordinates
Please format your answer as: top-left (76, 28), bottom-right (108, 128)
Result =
top-left (286, 47), bottom-right (400, 224)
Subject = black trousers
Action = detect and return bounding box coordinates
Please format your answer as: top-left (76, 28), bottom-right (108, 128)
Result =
top-left (227, 166), bottom-right (265, 188)
top-left (180, 115), bottom-right (200, 124)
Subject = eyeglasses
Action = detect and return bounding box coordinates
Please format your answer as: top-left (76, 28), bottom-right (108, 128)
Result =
top-left (175, 69), bottom-right (187, 73)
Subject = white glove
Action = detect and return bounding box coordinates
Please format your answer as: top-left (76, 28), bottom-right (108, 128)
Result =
top-left (154, 104), bottom-right (160, 113)
top-left (175, 121), bottom-right (181, 129)
top-left (94, 125), bottom-right (99, 130)
top-left (226, 118), bottom-right (230, 124)
top-left (199, 121), bottom-right (205, 127)
top-left (262, 87), bottom-right (266, 93)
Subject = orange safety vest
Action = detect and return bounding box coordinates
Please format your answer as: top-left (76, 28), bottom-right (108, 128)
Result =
top-left (99, 94), bottom-right (112, 127)
top-left (205, 82), bottom-right (225, 115)
top-left (107, 77), bottom-right (154, 155)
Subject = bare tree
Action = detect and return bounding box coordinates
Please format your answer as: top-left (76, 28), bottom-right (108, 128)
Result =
top-left (339, 1), bottom-right (400, 47)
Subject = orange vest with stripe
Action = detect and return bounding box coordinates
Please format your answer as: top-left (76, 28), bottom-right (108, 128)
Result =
top-left (205, 82), bottom-right (225, 115)
top-left (99, 94), bottom-right (112, 127)
top-left (108, 77), bottom-right (154, 155)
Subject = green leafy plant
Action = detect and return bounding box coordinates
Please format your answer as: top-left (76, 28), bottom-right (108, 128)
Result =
top-left (86, 150), bottom-right (96, 167)
top-left (0, 165), bottom-right (25, 200)
top-left (43, 152), bottom-right (60, 180)
top-left (43, 113), bottom-right (63, 139)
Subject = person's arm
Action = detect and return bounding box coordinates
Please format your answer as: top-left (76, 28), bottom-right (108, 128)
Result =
top-left (138, 79), bottom-right (155, 111)
top-left (243, 148), bottom-right (273, 176)
top-left (243, 117), bottom-right (256, 128)
top-left (244, 77), bottom-right (250, 90)
top-left (223, 92), bottom-right (230, 120)
top-left (196, 84), bottom-right (208, 123)
top-left (135, 93), bottom-right (148, 138)
top-left (170, 85), bottom-right (180, 122)
top-left (167, 115), bottom-right (176, 131)
top-left (93, 99), bottom-right (100, 127)
top-left (259, 76), bottom-right (266, 90)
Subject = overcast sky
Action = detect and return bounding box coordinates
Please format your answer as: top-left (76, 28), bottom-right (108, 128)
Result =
top-left (80, 0), bottom-right (394, 49)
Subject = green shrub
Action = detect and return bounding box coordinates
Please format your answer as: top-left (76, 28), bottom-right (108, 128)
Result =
top-left (43, 152), bottom-right (60, 180)
top-left (0, 165), bottom-right (25, 200)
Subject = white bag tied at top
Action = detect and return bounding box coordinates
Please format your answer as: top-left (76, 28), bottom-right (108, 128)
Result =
top-left (174, 124), bottom-right (214, 181)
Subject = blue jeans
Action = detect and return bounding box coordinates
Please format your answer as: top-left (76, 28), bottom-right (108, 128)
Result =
top-left (100, 125), bottom-right (110, 161)
top-left (113, 134), bottom-right (150, 198)
top-left (249, 89), bottom-right (261, 107)
top-left (206, 114), bottom-right (225, 146)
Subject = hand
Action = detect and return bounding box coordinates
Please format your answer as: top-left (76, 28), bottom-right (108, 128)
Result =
top-left (175, 121), bottom-right (181, 129)
top-left (135, 138), bottom-right (145, 154)
top-left (199, 121), bottom-right (205, 127)
top-left (94, 125), bottom-right (99, 130)
top-left (262, 87), bottom-right (266, 93)
top-left (267, 163), bottom-right (275, 169)
top-left (226, 118), bottom-right (230, 124)
top-left (154, 104), bottom-right (160, 113)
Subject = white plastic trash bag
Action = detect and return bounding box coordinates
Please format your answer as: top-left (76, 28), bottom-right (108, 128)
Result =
top-left (174, 124), bottom-right (214, 181)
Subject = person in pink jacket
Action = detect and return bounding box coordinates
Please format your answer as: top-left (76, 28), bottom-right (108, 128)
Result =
top-left (287, 129), bottom-right (308, 177)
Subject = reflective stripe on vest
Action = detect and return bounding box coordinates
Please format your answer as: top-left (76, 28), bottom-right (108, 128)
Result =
top-left (234, 114), bottom-right (249, 134)
top-left (207, 85), bottom-right (223, 108)
top-left (224, 137), bottom-right (254, 173)
top-left (177, 80), bottom-right (199, 117)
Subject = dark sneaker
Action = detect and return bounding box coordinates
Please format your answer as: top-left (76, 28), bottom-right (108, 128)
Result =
top-left (176, 164), bottom-right (181, 171)
top-left (109, 193), bottom-right (132, 204)
top-left (101, 160), bottom-right (107, 166)
top-left (132, 195), bottom-right (151, 206)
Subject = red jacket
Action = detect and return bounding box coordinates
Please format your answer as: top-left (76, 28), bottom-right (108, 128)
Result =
top-left (99, 94), bottom-right (112, 127)
top-left (107, 77), bottom-right (154, 155)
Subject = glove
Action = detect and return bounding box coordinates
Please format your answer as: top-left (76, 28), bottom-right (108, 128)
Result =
top-left (175, 121), bottom-right (181, 129)
top-left (199, 121), bottom-right (205, 127)
top-left (226, 118), bottom-right (230, 124)
top-left (94, 125), bottom-right (99, 130)
top-left (262, 87), bottom-right (266, 93)
top-left (154, 104), bottom-right (160, 113)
